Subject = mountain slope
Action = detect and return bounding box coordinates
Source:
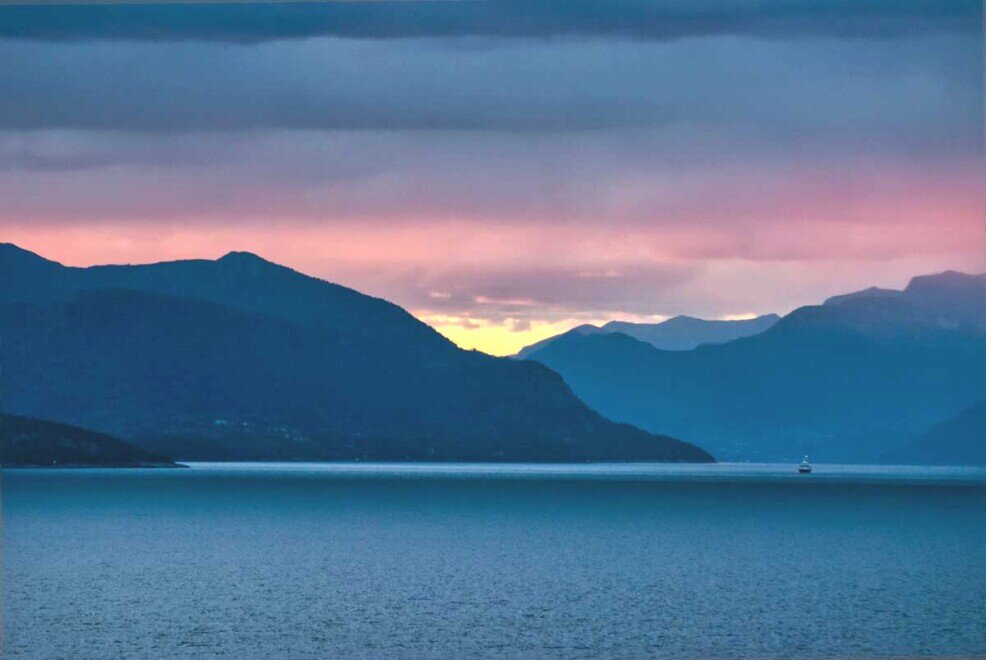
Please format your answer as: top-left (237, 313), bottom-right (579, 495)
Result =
top-left (526, 272), bottom-right (986, 462)
top-left (2, 414), bottom-right (178, 467)
top-left (885, 399), bottom-right (986, 466)
top-left (601, 314), bottom-right (780, 350)
top-left (0, 244), bottom-right (712, 463)
top-left (514, 324), bottom-right (603, 359)
top-left (0, 242), bottom-right (446, 350)
top-left (515, 314), bottom-right (778, 358)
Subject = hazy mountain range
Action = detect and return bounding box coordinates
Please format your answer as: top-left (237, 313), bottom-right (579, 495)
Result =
top-left (515, 314), bottom-right (780, 358)
top-left (525, 271), bottom-right (986, 463)
top-left (885, 398), bottom-right (986, 466)
top-left (3, 242), bottom-right (981, 465)
top-left (0, 243), bottom-right (712, 463)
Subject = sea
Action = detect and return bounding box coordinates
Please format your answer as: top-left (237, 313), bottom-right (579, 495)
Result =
top-left (3, 462), bottom-right (985, 658)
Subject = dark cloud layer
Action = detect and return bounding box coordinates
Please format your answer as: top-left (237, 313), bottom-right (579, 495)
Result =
top-left (1, 34), bottom-right (980, 134)
top-left (0, 0), bottom-right (979, 43)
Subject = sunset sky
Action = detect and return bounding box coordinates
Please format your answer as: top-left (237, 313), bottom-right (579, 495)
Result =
top-left (2, 1), bottom-right (983, 355)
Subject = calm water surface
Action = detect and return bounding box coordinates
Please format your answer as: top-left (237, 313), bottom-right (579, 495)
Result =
top-left (3, 462), bottom-right (985, 657)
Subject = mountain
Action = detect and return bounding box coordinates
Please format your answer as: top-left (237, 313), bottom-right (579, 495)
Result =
top-left (514, 314), bottom-right (779, 358)
top-left (822, 286), bottom-right (898, 307)
top-left (525, 272), bottom-right (986, 462)
top-left (0, 244), bottom-right (712, 463)
top-left (514, 324), bottom-right (604, 359)
top-left (600, 315), bottom-right (781, 350)
top-left (884, 399), bottom-right (986, 466)
top-left (2, 414), bottom-right (178, 467)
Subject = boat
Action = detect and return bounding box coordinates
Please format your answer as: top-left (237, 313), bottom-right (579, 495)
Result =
top-left (798, 456), bottom-right (812, 474)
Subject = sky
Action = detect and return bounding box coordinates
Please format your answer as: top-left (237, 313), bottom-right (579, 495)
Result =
top-left (1, 1), bottom-right (983, 355)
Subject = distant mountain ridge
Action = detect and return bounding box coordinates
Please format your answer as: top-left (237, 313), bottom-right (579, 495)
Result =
top-left (0, 243), bottom-right (712, 463)
top-left (885, 399), bottom-right (986, 466)
top-left (515, 314), bottom-right (780, 358)
top-left (525, 271), bottom-right (986, 463)
top-left (823, 286), bottom-right (899, 306)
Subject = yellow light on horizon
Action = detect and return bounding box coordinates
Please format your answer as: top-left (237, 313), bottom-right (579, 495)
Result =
top-left (417, 314), bottom-right (602, 357)
top-left (419, 310), bottom-right (772, 356)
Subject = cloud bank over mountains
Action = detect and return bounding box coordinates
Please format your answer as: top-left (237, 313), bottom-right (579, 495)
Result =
top-left (1, 1), bottom-right (981, 354)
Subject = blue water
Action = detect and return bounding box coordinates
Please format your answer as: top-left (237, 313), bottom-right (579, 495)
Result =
top-left (3, 463), bottom-right (985, 657)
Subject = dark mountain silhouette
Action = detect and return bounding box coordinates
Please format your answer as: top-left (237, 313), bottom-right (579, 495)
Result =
top-left (514, 314), bottom-right (779, 358)
top-left (0, 244), bottom-right (712, 463)
top-left (525, 272), bottom-right (986, 462)
top-left (884, 399), bottom-right (986, 466)
top-left (1, 243), bottom-right (443, 348)
top-left (2, 414), bottom-right (178, 467)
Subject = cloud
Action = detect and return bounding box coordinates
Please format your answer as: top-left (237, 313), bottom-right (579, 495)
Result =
top-left (0, 1), bottom-right (978, 43)
top-left (403, 262), bottom-right (701, 320)
top-left (0, 34), bottom-right (979, 138)
top-left (6, 214), bottom-right (981, 322)
top-left (1, 129), bottom-right (980, 233)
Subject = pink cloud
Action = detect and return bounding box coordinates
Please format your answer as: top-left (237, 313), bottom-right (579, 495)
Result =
top-left (3, 134), bottom-right (982, 351)
top-left (6, 207), bottom-right (981, 328)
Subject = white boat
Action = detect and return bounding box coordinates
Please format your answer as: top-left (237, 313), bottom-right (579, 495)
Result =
top-left (798, 456), bottom-right (812, 474)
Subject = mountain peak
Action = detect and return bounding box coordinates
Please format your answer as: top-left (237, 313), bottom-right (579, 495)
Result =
top-left (905, 270), bottom-right (985, 294)
top-left (668, 315), bottom-right (698, 321)
top-left (217, 250), bottom-right (271, 265)
top-left (215, 250), bottom-right (291, 277)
